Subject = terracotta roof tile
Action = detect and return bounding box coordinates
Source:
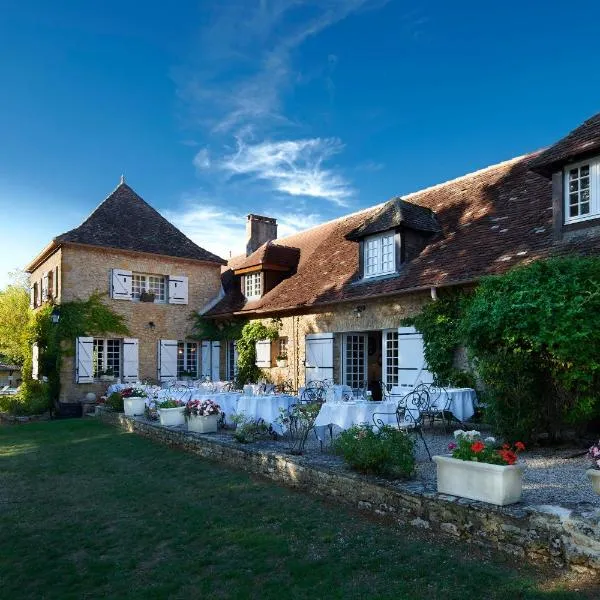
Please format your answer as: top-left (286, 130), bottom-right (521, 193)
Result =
top-left (233, 242), bottom-right (300, 271)
top-left (55, 183), bottom-right (226, 264)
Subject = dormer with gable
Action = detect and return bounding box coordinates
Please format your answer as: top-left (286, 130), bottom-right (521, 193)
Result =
top-left (529, 112), bottom-right (600, 242)
top-left (345, 197), bottom-right (441, 281)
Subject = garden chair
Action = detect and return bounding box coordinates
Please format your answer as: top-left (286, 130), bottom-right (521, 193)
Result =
top-left (419, 383), bottom-right (452, 431)
top-left (379, 381), bottom-right (391, 402)
top-left (372, 386), bottom-right (432, 460)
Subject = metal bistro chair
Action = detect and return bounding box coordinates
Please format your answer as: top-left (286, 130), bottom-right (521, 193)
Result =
top-left (414, 382), bottom-right (453, 431)
top-left (300, 380), bottom-right (329, 449)
top-left (379, 381), bottom-right (391, 402)
top-left (372, 386), bottom-right (432, 460)
top-left (352, 381), bottom-right (368, 401)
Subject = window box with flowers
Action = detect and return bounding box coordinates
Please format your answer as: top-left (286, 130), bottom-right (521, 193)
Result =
top-left (432, 431), bottom-right (526, 506)
top-left (185, 399), bottom-right (221, 433)
top-left (587, 441), bottom-right (600, 495)
top-left (121, 387), bottom-right (148, 417)
top-left (276, 355), bottom-right (288, 368)
top-left (157, 398), bottom-right (186, 427)
top-left (99, 368), bottom-right (116, 382)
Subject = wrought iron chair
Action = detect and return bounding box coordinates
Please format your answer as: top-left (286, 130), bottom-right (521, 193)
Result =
top-left (414, 382), bottom-right (453, 430)
top-left (379, 381), bottom-right (391, 402)
top-left (352, 381), bottom-right (368, 400)
top-left (372, 386), bottom-right (432, 460)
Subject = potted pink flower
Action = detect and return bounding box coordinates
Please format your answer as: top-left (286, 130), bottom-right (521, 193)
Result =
top-left (185, 399), bottom-right (221, 434)
top-left (587, 441), bottom-right (600, 494)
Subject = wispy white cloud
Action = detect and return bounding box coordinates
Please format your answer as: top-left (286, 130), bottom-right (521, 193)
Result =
top-left (193, 148), bottom-right (211, 169)
top-left (216, 137), bottom-right (352, 205)
top-left (163, 201), bottom-right (323, 261)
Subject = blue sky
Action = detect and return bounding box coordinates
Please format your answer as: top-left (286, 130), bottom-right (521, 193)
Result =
top-left (1, 0), bottom-right (600, 288)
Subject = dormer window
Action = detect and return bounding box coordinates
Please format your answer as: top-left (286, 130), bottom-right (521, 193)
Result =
top-left (364, 232), bottom-right (396, 278)
top-left (244, 272), bottom-right (262, 299)
top-left (565, 159), bottom-right (599, 223)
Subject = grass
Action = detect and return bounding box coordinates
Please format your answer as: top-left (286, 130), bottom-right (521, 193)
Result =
top-left (0, 420), bottom-right (596, 600)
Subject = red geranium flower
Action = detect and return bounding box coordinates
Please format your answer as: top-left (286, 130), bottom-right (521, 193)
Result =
top-left (499, 450), bottom-right (517, 465)
top-left (515, 441), bottom-right (526, 452)
top-left (471, 441), bottom-right (485, 453)
top-left (502, 443), bottom-right (510, 450)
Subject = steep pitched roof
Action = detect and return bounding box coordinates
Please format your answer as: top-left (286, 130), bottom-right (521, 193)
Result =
top-left (207, 153), bottom-right (576, 317)
top-left (346, 197), bottom-right (441, 241)
top-left (233, 241), bottom-right (300, 271)
top-left (529, 112), bottom-right (600, 176)
top-left (54, 182), bottom-right (226, 264)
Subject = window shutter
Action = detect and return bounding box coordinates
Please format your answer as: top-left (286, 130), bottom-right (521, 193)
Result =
top-left (30, 286), bottom-right (35, 309)
top-left (211, 341), bottom-right (220, 381)
top-left (397, 326), bottom-right (434, 389)
top-left (122, 338), bottom-right (139, 383)
top-left (75, 337), bottom-right (94, 383)
top-left (31, 343), bottom-right (39, 380)
top-left (168, 276), bottom-right (188, 305)
top-left (55, 266), bottom-right (60, 300)
top-left (255, 339), bottom-right (271, 368)
top-left (157, 339), bottom-right (178, 382)
top-left (201, 341), bottom-right (211, 378)
top-left (111, 269), bottom-right (132, 300)
top-left (41, 273), bottom-right (49, 302)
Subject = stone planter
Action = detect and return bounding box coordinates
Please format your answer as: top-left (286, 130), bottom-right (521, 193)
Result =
top-left (123, 397), bottom-right (146, 417)
top-left (158, 406), bottom-right (185, 427)
top-left (187, 414), bottom-right (219, 434)
top-left (433, 455), bottom-right (524, 506)
top-left (587, 469), bottom-right (600, 495)
top-left (276, 359), bottom-right (288, 368)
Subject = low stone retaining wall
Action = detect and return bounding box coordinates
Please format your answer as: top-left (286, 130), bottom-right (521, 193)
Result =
top-left (97, 410), bottom-right (600, 574)
top-left (0, 411), bottom-right (51, 424)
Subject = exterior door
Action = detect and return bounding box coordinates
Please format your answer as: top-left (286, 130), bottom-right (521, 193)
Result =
top-left (397, 326), bottom-right (434, 389)
top-left (304, 333), bottom-right (334, 384)
top-left (342, 333), bottom-right (368, 389)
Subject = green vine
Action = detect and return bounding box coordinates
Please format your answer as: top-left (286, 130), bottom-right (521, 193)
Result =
top-left (402, 289), bottom-right (474, 388)
top-left (190, 314), bottom-right (246, 342)
top-left (235, 320), bottom-right (280, 387)
top-left (28, 293), bottom-right (129, 405)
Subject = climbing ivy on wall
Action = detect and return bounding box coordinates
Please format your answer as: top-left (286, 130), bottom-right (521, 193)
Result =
top-left (235, 320), bottom-right (280, 387)
top-left (191, 314), bottom-right (246, 342)
top-left (28, 293), bottom-right (129, 405)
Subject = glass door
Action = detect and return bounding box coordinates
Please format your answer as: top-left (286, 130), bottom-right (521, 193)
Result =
top-left (342, 333), bottom-right (367, 389)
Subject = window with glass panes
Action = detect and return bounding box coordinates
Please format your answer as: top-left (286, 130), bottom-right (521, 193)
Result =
top-left (226, 340), bottom-right (237, 381)
top-left (343, 334), bottom-right (366, 389)
top-left (364, 232), bottom-right (396, 277)
top-left (565, 160), bottom-right (599, 223)
top-left (177, 341), bottom-right (198, 377)
top-left (92, 338), bottom-right (121, 378)
top-left (132, 273), bottom-right (166, 301)
top-left (383, 330), bottom-right (399, 390)
top-left (278, 337), bottom-right (288, 358)
top-left (244, 272), bottom-right (262, 298)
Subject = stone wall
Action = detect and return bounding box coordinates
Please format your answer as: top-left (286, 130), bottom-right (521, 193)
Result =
top-left (252, 292), bottom-right (431, 390)
top-left (29, 247), bottom-right (63, 306)
top-left (97, 410), bottom-right (600, 574)
top-left (49, 244), bottom-right (221, 401)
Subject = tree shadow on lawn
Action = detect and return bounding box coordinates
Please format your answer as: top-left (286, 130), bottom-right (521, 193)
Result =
top-left (0, 419), bottom-right (597, 600)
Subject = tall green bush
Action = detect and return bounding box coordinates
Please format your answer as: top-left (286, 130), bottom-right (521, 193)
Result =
top-left (235, 321), bottom-right (280, 387)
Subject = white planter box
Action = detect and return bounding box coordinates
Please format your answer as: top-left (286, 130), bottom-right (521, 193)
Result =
top-left (276, 360), bottom-right (288, 368)
top-left (158, 406), bottom-right (185, 427)
top-left (433, 455), bottom-right (524, 506)
top-left (100, 375), bottom-right (115, 382)
top-left (187, 414), bottom-right (219, 434)
top-left (587, 469), bottom-right (600, 495)
top-left (123, 397), bottom-right (146, 417)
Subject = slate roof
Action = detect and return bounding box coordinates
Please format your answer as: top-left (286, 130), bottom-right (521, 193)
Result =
top-left (53, 182), bottom-right (226, 264)
top-left (206, 152), bottom-right (583, 317)
top-left (233, 242), bottom-right (301, 271)
top-left (529, 112), bottom-right (600, 177)
top-left (346, 197), bottom-right (441, 241)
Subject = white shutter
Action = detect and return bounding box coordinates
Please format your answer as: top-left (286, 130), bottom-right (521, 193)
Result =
top-left (201, 341), bottom-right (211, 378)
top-left (211, 341), bottom-right (220, 381)
top-left (30, 286), bottom-right (35, 308)
top-left (41, 273), bottom-right (49, 302)
top-left (397, 326), bottom-right (434, 388)
top-left (75, 337), bottom-right (94, 383)
top-left (158, 339), bottom-right (178, 381)
top-left (111, 269), bottom-right (132, 300)
top-left (31, 343), bottom-right (39, 380)
top-left (255, 339), bottom-right (271, 368)
top-left (305, 333), bottom-right (334, 382)
top-left (122, 338), bottom-right (139, 383)
top-left (168, 276), bottom-right (188, 305)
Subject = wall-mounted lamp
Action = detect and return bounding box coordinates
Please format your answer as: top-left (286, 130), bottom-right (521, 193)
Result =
top-left (50, 306), bottom-right (60, 325)
top-left (147, 321), bottom-right (156, 330)
top-left (353, 305), bottom-right (366, 318)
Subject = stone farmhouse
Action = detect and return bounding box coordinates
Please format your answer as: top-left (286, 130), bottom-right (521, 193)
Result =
top-left (26, 112), bottom-right (600, 402)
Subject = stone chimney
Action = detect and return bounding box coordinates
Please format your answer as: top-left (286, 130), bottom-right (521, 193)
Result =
top-left (246, 214), bottom-right (277, 256)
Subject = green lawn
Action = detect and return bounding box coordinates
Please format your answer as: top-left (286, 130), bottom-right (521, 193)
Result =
top-left (0, 420), bottom-right (595, 600)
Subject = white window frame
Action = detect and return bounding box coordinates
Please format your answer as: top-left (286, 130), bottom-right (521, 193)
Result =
top-left (382, 329), bottom-right (399, 390)
top-left (177, 341), bottom-right (199, 378)
top-left (92, 338), bottom-right (122, 379)
top-left (244, 272), bottom-right (262, 299)
top-left (226, 340), bottom-right (237, 381)
top-left (131, 272), bottom-right (167, 303)
top-left (341, 333), bottom-right (368, 389)
top-left (564, 158), bottom-right (600, 224)
top-left (363, 232), bottom-right (396, 278)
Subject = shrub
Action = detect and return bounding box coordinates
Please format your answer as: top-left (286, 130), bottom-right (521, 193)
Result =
top-left (105, 392), bottom-right (124, 412)
top-left (0, 380), bottom-right (52, 415)
top-left (232, 414), bottom-right (272, 443)
top-left (333, 425), bottom-right (415, 479)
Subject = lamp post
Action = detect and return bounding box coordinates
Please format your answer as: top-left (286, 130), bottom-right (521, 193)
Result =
top-left (50, 306), bottom-right (60, 325)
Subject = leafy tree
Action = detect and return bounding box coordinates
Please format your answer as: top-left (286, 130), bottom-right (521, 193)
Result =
top-left (0, 272), bottom-right (31, 365)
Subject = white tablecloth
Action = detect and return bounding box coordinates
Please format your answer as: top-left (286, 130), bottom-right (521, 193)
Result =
top-left (314, 400), bottom-right (398, 439)
top-left (106, 383), bottom-right (162, 397)
top-left (390, 386), bottom-right (477, 422)
top-left (235, 394), bottom-right (297, 434)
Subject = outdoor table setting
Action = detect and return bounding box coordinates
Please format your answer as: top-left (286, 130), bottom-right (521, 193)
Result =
top-left (390, 386), bottom-right (477, 423)
top-left (235, 393), bottom-right (297, 434)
